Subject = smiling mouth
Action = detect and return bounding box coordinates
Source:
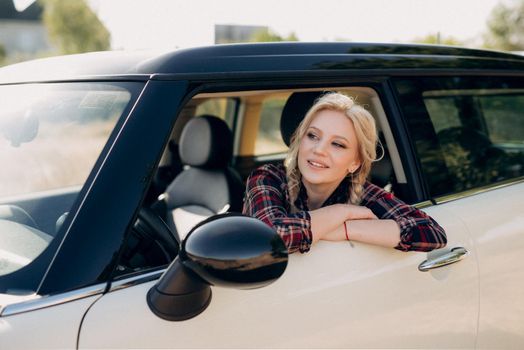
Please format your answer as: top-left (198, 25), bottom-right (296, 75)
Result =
top-left (307, 160), bottom-right (329, 169)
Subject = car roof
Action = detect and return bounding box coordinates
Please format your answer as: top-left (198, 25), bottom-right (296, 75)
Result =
top-left (1, 42), bottom-right (524, 84)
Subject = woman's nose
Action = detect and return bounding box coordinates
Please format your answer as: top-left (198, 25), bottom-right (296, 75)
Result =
top-left (313, 141), bottom-right (328, 155)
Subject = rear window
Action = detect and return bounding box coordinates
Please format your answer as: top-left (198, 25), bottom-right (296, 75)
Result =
top-left (394, 77), bottom-right (524, 198)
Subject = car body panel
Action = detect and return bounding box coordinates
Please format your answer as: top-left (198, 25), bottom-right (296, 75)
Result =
top-left (79, 204), bottom-right (477, 349)
top-left (436, 182), bottom-right (524, 348)
top-left (0, 295), bottom-right (98, 349)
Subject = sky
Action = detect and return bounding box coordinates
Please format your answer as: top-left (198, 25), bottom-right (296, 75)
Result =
top-left (87, 0), bottom-right (505, 50)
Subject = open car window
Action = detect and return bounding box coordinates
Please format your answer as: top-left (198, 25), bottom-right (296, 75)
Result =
top-left (134, 86), bottom-right (413, 279)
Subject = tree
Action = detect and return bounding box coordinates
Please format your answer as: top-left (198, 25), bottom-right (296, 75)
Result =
top-left (249, 29), bottom-right (299, 42)
top-left (484, 0), bottom-right (524, 51)
top-left (0, 43), bottom-right (6, 64)
top-left (412, 33), bottom-right (463, 46)
top-left (40, 0), bottom-right (110, 54)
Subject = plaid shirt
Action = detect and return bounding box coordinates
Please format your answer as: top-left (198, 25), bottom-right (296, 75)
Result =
top-left (243, 163), bottom-right (447, 254)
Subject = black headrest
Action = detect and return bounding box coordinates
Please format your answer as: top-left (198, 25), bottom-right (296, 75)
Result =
top-left (370, 140), bottom-right (393, 188)
top-left (280, 91), bottom-right (325, 146)
top-left (179, 115), bottom-right (232, 168)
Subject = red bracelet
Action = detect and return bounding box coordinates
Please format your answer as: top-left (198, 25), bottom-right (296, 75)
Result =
top-left (344, 221), bottom-right (350, 241)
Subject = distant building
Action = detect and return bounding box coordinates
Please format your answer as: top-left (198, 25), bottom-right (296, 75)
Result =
top-left (0, 0), bottom-right (52, 59)
top-left (215, 24), bottom-right (267, 44)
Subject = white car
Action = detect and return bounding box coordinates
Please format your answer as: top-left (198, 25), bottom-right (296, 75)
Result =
top-left (1, 43), bottom-right (524, 349)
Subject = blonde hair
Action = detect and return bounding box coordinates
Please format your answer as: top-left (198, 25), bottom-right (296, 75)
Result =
top-left (284, 92), bottom-right (379, 210)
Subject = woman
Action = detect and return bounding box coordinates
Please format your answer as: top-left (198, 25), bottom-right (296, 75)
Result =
top-left (243, 92), bottom-right (447, 254)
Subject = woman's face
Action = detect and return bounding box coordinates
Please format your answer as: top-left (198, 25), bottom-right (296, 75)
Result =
top-left (298, 109), bottom-right (361, 191)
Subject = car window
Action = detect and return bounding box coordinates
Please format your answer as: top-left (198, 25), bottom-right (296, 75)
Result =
top-left (394, 76), bottom-right (524, 198)
top-left (254, 94), bottom-right (290, 156)
top-left (0, 82), bottom-right (141, 291)
top-left (1, 85), bottom-right (130, 198)
top-left (185, 88), bottom-right (407, 189)
top-left (195, 97), bottom-right (238, 130)
top-left (481, 94), bottom-right (524, 145)
top-left (423, 97), bottom-right (462, 133)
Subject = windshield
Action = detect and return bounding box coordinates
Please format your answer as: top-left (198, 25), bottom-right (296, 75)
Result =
top-left (0, 82), bottom-right (143, 293)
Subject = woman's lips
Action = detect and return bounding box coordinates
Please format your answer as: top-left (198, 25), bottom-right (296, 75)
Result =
top-left (307, 160), bottom-right (329, 169)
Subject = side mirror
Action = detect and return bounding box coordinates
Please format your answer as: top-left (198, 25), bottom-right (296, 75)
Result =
top-left (147, 213), bottom-right (288, 321)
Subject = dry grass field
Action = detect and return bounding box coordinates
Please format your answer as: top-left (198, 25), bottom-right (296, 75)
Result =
top-left (0, 120), bottom-right (115, 198)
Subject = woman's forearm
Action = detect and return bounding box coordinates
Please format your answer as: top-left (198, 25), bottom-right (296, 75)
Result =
top-left (309, 205), bottom-right (351, 244)
top-left (309, 204), bottom-right (378, 244)
top-left (323, 219), bottom-right (401, 248)
top-left (348, 219), bottom-right (401, 248)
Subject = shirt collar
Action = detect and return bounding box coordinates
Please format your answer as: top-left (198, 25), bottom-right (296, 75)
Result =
top-left (295, 176), bottom-right (351, 210)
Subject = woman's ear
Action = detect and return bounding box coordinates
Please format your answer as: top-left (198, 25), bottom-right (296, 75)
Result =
top-left (348, 161), bottom-right (361, 174)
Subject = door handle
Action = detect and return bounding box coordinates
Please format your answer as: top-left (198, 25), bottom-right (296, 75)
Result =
top-left (418, 247), bottom-right (468, 272)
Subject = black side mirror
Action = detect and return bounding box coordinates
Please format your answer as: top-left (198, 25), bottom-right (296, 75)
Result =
top-left (147, 213), bottom-right (288, 321)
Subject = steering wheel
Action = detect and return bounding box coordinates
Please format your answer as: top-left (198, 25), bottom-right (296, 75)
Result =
top-left (117, 207), bottom-right (179, 274)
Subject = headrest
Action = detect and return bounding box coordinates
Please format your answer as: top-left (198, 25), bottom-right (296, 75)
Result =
top-left (280, 91), bottom-right (325, 146)
top-left (369, 142), bottom-right (393, 188)
top-left (179, 115), bottom-right (232, 168)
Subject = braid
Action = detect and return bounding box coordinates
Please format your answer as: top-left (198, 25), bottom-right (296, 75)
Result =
top-left (348, 172), bottom-right (366, 205)
top-left (286, 167), bottom-right (300, 213)
top-left (285, 145), bottom-right (301, 213)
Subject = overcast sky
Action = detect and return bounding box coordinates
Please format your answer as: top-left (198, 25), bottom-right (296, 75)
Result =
top-left (88, 0), bottom-right (504, 50)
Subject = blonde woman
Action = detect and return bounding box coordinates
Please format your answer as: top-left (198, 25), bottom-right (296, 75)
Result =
top-left (243, 92), bottom-right (447, 254)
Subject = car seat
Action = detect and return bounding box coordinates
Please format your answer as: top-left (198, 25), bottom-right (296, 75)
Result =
top-left (155, 115), bottom-right (244, 241)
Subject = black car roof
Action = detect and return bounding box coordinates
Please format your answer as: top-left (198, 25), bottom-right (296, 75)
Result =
top-left (1, 42), bottom-right (524, 84)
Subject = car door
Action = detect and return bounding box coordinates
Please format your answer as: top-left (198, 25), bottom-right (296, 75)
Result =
top-left (394, 75), bottom-right (524, 348)
top-left (78, 212), bottom-right (477, 349)
top-left (1, 293), bottom-right (101, 349)
top-left (78, 82), bottom-right (479, 349)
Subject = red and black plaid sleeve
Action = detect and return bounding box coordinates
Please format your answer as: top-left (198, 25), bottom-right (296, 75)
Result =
top-left (242, 164), bottom-right (313, 253)
top-left (361, 182), bottom-right (447, 252)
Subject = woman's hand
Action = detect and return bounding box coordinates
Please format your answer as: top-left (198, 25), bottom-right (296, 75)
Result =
top-left (343, 204), bottom-right (378, 220)
top-left (310, 204), bottom-right (377, 243)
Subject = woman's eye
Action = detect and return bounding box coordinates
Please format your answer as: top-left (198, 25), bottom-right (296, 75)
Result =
top-left (307, 132), bottom-right (318, 140)
top-left (332, 142), bottom-right (346, 149)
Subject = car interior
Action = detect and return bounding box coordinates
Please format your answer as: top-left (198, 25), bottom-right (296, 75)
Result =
top-left (0, 86), bottom-right (413, 281)
top-left (114, 87), bottom-right (408, 277)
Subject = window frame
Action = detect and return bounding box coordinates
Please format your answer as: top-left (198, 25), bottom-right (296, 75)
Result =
top-left (168, 79), bottom-right (427, 205)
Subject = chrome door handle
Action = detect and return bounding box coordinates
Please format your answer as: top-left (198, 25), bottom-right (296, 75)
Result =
top-left (418, 247), bottom-right (468, 272)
